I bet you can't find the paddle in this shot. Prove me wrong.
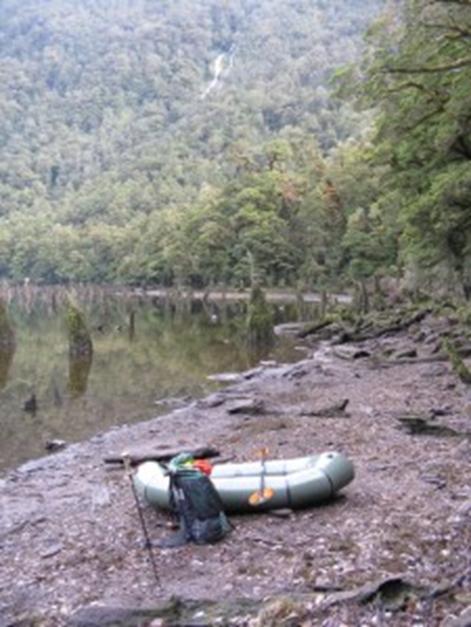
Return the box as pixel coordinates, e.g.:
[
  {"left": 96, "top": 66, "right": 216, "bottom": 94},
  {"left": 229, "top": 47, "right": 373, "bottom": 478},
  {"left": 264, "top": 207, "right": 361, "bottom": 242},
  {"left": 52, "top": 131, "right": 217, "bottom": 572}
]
[{"left": 248, "top": 447, "right": 274, "bottom": 506}]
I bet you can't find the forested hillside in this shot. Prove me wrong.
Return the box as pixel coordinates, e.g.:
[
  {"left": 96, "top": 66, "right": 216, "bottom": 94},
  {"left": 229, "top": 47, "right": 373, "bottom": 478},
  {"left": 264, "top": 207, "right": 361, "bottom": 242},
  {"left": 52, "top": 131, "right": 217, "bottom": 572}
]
[
  {"left": 351, "top": 0, "right": 471, "bottom": 299},
  {"left": 0, "top": 0, "right": 385, "bottom": 285},
  {"left": 2, "top": 0, "right": 468, "bottom": 295}
]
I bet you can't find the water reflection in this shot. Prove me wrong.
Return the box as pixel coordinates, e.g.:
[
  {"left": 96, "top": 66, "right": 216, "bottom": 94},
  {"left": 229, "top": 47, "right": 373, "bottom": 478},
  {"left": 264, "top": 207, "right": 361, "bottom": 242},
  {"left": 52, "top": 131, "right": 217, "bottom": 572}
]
[
  {"left": 128, "top": 310, "right": 136, "bottom": 341},
  {"left": 68, "top": 354, "right": 93, "bottom": 398},
  {"left": 0, "top": 287, "right": 311, "bottom": 473},
  {"left": 0, "top": 298, "right": 16, "bottom": 390},
  {"left": 0, "top": 346, "right": 14, "bottom": 390}
]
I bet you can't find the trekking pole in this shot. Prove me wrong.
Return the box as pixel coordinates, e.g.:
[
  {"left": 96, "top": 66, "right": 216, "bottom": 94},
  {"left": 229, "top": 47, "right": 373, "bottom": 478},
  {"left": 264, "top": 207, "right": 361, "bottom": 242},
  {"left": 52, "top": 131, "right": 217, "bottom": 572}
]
[{"left": 122, "top": 452, "right": 161, "bottom": 588}]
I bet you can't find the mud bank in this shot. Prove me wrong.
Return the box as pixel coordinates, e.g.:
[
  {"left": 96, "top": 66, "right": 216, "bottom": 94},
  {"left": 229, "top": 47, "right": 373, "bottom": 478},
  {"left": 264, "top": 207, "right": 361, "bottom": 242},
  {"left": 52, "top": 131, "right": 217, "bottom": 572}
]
[{"left": 1, "top": 317, "right": 470, "bottom": 626}]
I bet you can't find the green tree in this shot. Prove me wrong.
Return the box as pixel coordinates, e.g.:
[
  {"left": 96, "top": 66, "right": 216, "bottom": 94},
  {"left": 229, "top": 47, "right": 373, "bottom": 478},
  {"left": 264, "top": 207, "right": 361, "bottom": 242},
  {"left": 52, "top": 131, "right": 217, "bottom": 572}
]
[{"left": 356, "top": 0, "right": 471, "bottom": 296}]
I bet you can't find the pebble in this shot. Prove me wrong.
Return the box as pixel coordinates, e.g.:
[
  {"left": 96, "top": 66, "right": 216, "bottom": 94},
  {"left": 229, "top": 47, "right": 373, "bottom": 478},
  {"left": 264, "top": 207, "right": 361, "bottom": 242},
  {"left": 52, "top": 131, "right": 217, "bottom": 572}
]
[
  {"left": 268, "top": 508, "right": 293, "bottom": 519},
  {"left": 41, "top": 542, "right": 63, "bottom": 559}
]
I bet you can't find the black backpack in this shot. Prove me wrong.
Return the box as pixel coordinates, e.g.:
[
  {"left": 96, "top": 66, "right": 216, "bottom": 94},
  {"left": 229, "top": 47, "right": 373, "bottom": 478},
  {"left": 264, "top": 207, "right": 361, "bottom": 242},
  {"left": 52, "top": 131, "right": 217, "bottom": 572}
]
[{"left": 163, "top": 468, "right": 232, "bottom": 547}]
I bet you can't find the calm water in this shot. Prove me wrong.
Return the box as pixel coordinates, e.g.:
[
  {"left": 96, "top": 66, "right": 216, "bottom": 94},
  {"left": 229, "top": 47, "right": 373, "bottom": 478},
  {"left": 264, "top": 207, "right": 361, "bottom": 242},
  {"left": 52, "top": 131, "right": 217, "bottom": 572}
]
[{"left": 0, "top": 288, "right": 308, "bottom": 473}]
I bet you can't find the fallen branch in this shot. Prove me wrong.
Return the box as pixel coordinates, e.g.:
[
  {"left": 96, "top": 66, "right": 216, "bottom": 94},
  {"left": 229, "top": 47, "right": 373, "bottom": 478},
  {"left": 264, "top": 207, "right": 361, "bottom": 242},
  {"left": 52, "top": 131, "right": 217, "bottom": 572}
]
[
  {"left": 397, "top": 416, "right": 466, "bottom": 438},
  {"left": 323, "top": 575, "right": 421, "bottom": 611},
  {"left": 322, "top": 572, "right": 467, "bottom": 612},
  {"left": 103, "top": 446, "right": 220, "bottom": 466}
]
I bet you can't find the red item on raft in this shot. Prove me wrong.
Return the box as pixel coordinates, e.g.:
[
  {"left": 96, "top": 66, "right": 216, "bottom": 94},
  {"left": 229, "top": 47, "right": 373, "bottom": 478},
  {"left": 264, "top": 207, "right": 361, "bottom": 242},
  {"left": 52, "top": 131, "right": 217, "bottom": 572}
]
[{"left": 193, "top": 459, "right": 213, "bottom": 476}]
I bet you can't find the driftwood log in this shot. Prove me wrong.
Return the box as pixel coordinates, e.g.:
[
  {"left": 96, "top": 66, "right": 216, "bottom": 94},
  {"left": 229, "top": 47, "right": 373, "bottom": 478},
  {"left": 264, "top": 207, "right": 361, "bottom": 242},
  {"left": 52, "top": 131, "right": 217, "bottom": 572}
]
[
  {"left": 396, "top": 416, "right": 466, "bottom": 438},
  {"left": 104, "top": 445, "right": 220, "bottom": 466}
]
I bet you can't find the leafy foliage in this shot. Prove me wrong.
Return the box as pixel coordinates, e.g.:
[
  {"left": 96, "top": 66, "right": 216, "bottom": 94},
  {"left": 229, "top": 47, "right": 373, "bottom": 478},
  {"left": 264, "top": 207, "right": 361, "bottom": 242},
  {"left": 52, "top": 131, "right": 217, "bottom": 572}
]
[
  {"left": 0, "top": 0, "right": 384, "bottom": 286},
  {"left": 351, "top": 0, "right": 471, "bottom": 296}
]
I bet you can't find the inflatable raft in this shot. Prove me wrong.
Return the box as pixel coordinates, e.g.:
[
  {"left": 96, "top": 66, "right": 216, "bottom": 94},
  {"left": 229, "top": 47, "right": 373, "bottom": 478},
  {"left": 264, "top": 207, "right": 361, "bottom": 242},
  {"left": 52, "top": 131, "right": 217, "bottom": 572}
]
[{"left": 134, "top": 451, "right": 354, "bottom": 513}]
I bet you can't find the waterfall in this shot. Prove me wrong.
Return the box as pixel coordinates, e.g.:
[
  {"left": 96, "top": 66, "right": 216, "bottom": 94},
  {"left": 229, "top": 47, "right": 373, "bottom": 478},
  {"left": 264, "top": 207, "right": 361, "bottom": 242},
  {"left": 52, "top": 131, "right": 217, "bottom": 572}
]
[{"left": 201, "top": 47, "right": 236, "bottom": 100}]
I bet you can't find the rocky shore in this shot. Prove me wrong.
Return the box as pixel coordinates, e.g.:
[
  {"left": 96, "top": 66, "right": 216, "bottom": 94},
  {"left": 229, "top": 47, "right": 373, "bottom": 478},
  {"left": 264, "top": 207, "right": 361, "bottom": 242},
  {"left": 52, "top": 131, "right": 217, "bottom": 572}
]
[{"left": 1, "top": 310, "right": 470, "bottom": 626}]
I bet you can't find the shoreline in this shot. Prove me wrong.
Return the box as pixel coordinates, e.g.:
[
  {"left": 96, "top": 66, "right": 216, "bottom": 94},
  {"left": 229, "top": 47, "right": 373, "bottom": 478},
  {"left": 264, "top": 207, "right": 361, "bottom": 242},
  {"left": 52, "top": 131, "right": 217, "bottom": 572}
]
[
  {"left": 0, "top": 281, "right": 352, "bottom": 305},
  {"left": 137, "top": 287, "right": 353, "bottom": 305},
  {"left": 1, "top": 316, "right": 470, "bottom": 626}
]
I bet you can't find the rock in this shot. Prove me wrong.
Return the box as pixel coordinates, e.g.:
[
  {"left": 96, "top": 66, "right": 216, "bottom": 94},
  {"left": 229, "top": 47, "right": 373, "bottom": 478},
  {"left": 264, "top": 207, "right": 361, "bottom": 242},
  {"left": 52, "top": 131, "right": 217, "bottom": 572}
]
[
  {"left": 243, "top": 366, "right": 266, "bottom": 380},
  {"left": 420, "top": 474, "right": 447, "bottom": 489},
  {"left": 198, "top": 392, "right": 227, "bottom": 408},
  {"left": 394, "top": 348, "right": 418, "bottom": 360},
  {"left": 154, "top": 396, "right": 191, "bottom": 409},
  {"left": 430, "top": 406, "right": 453, "bottom": 417},
  {"left": 207, "top": 372, "right": 244, "bottom": 384},
  {"left": 226, "top": 399, "right": 265, "bottom": 415},
  {"left": 41, "top": 542, "right": 63, "bottom": 559},
  {"left": 422, "top": 364, "right": 449, "bottom": 378},
  {"left": 23, "top": 393, "right": 37, "bottom": 413},
  {"left": 397, "top": 416, "right": 463, "bottom": 437},
  {"left": 413, "top": 330, "right": 427, "bottom": 343},
  {"left": 45, "top": 439, "right": 67, "bottom": 453},
  {"left": 300, "top": 399, "right": 350, "bottom": 418},
  {"left": 17, "top": 456, "right": 59, "bottom": 475},
  {"left": 333, "top": 347, "right": 371, "bottom": 360},
  {"left": 353, "top": 350, "right": 371, "bottom": 359},
  {"left": 268, "top": 508, "right": 293, "bottom": 519},
  {"left": 282, "top": 360, "right": 312, "bottom": 380},
  {"left": 443, "top": 606, "right": 471, "bottom": 627},
  {"left": 274, "top": 322, "right": 308, "bottom": 337}
]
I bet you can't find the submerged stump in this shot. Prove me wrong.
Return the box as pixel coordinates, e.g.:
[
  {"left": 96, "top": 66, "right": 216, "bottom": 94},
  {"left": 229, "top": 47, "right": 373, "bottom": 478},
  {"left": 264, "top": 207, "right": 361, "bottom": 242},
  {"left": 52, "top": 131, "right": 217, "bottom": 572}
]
[
  {"left": 0, "top": 299, "right": 15, "bottom": 389},
  {"left": 0, "top": 299, "right": 15, "bottom": 350},
  {"left": 66, "top": 301, "right": 93, "bottom": 359},
  {"left": 0, "top": 345, "right": 14, "bottom": 390},
  {"left": 68, "top": 354, "right": 93, "bottom": 398},
  {"left": 246, "top": 286, "right": 274, "bottom": 347}
]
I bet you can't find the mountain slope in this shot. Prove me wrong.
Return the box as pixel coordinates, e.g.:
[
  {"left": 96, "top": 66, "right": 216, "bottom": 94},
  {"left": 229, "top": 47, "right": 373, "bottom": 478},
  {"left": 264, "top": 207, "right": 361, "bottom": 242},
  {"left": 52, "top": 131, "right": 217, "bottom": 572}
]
[{"left": 0, "top": 0, "right": 385, "bottom": 283}]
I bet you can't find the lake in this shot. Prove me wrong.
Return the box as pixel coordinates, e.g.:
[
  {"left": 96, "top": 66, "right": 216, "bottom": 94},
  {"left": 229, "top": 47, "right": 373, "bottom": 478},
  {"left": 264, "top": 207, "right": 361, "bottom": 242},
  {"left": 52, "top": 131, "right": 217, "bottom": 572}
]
[{"left": 0, "top": 286, "right": 311, "bottom": 473}]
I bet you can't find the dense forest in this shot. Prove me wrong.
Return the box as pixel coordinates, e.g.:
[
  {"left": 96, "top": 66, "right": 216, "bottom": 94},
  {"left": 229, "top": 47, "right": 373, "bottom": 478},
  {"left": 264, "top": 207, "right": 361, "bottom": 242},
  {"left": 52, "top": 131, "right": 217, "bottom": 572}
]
[{"left": 0, "top": 0, "right": 470, "bottom": 297}]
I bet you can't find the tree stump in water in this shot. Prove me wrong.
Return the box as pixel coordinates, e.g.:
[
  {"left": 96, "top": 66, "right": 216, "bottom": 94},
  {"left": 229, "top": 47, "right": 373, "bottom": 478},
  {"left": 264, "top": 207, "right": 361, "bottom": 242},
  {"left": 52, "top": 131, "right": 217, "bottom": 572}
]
[
  {"left": 0, "top": 299, "right": 15, "bottom": 390},
  {"left": 246, "top": 286, "right": 274, "bottom": 347},
  {"left": 66, "top": 301, "right": 93, "bottom": 358},
  {"left": 0, "top": 299, "right": 15, "bottom": 350}
]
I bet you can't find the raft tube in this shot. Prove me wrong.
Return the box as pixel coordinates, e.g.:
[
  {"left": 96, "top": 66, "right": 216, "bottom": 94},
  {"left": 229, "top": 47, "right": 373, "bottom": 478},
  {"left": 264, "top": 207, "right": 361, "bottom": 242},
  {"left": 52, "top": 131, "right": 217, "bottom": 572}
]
[{"left": 134, "top": 451, "right": 354, "bottom": 513}]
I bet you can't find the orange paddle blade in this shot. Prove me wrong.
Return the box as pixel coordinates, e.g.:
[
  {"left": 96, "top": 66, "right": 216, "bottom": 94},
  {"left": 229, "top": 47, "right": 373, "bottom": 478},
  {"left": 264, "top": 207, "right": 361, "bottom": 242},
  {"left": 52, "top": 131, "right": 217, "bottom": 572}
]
[{"left": 248, "top": 487, "right": 274, "bottom": 506}]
